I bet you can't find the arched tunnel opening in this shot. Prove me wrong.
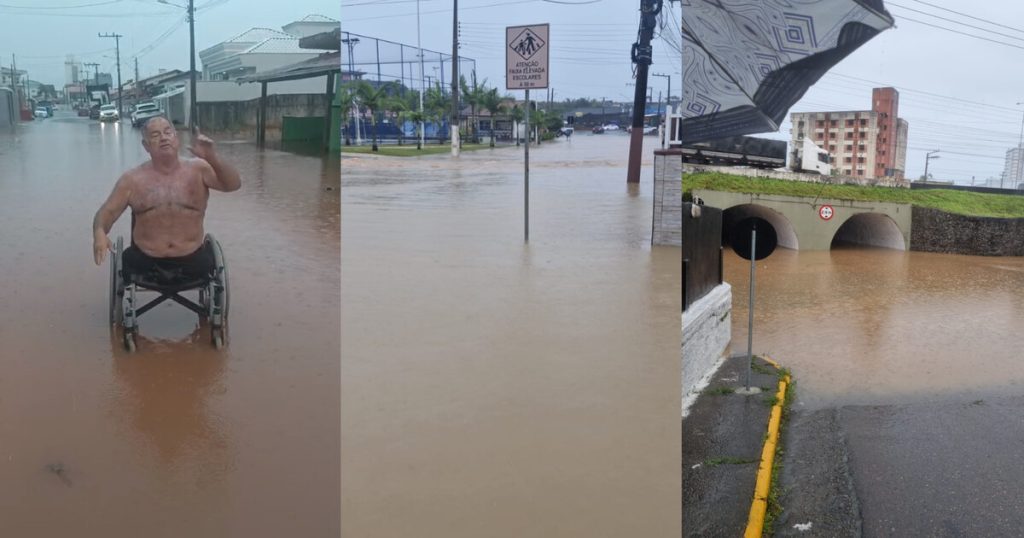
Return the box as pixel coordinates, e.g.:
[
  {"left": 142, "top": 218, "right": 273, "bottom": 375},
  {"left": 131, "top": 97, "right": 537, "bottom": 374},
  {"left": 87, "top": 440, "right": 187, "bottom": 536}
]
[
  {"left": 831, "top": 213, "right": 906, "bottom": 250},
  {"left": 722, "top": 204, "right": 799, "bottom": 250}
]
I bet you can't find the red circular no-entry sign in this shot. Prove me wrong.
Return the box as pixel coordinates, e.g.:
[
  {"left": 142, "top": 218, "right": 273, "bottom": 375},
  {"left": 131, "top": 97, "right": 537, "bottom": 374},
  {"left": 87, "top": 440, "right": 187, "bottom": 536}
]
[{"left": 819, "top": 205, "right": 834, "bottom": 220}]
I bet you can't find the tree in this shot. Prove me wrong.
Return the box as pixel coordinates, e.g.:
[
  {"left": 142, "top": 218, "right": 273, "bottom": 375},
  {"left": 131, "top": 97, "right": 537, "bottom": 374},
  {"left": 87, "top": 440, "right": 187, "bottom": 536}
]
[
  {"left": 338, "top": 83, "right": 356, "bottom": 146},
  {"left": 460, "top": 73, "right": 491, "bottom": 144},
  {"left": 425, "top": 82, "right": 449, "bottom": 145},
  {"left": 479, "top": 88, "right": 506, "bottom": 148},
  {"left": 510, "top": 105, "right": 524, "bottom": 147},
  {"left": 401, "top": 108, "right": 428, "bottom": 150},
  {"left": 352, "top": 80, "right": 401, "bottom": 152}
]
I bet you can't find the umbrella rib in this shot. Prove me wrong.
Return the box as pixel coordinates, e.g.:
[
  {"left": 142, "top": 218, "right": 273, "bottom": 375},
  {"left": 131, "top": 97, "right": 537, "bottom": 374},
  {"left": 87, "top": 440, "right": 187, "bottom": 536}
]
[{"left": 682, "top": 25, "right": 762, "bottom": 117}]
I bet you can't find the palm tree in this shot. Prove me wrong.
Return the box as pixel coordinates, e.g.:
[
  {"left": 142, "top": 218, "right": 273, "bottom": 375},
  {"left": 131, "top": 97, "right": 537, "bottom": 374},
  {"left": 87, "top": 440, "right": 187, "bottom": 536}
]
[
  {"left": 460, "top": 74, "right": 491, "bottom": 144},
  {"left": 479, "top": 88, "right": 506, "bottom": 148},
  {"left": 510, "top": 105, "right": 524, "bottom": 147},
  {"left": 338, "top": 84, "right": 356, "bottom": 146},
  {"left": 401, "top": 109, "right": 428, "bottom": 150},
  {"left": 425, "top": 83, "right": 449, "bottom": 145},
  {"left": 353, "top": 80, "right": 400, "bottom": 152}
]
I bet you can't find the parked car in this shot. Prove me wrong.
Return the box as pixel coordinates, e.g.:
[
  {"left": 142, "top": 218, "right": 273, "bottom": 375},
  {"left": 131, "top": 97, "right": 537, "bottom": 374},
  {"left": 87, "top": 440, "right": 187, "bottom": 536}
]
[
  {"left": 131, "top": 102, "right": 164, "bottom": 127},
  {"left": 89, "top": 105, "right": 101, "bottom": 119},
  {"left": 98, "top": 104, "right": 119, "bottom": 122},
  {"left": 34, "top": 107, "right": 49, "bottom": 118},
  {"left": 77, "top": 107, "right": 90, "bottom": 117}
]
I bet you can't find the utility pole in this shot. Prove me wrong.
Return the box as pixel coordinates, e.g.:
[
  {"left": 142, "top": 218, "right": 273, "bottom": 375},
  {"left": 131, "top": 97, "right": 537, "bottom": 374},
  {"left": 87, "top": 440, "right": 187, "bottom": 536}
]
[
  {"left": 134, "top": 57, "right": 140, "bottom": 99},
  {"left": 626, "top": 0, "right": 663, "bottom": 184},
  {"left": 450, "top": 0, "right": 460, "bottom": 156},
  {"left": 417, "top": 0, "right": 425, "bottom": 149},
  {"left": 188, "top": 0, "right": 197, "bottom": 134},
  {"left": 11, "top": 54, "right": 20, "bottom": 118},
  {"left": 98, "top": 32, "right": 124, "bottom": 119},
  {"left": 84, "top": 62, "right": 100, "bottom": 86},
  {"left": 924, "top": 150, "right": 940, "bottom": 182}
]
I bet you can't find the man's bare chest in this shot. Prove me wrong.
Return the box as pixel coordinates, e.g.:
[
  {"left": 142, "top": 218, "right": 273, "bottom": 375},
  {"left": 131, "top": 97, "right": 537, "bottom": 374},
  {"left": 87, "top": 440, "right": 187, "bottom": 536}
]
[{"left": 131, "top": 168, "right": 208, "bottom": 215}]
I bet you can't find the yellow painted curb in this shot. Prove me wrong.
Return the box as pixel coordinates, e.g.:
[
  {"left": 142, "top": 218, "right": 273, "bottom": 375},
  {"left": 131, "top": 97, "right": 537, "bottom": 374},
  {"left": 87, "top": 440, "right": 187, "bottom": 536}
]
[{"left": 743, "top": 362, "right": 790, "bottom": 538}]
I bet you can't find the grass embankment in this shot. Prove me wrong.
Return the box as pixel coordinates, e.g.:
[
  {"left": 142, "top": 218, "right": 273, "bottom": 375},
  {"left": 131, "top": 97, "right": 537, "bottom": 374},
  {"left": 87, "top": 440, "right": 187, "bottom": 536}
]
[
  {"left": 341, "top": 143, "right": 505, "bottom": 156},
  {"left": 684, "top": 171, "right": 1024, "bottom": 218}
]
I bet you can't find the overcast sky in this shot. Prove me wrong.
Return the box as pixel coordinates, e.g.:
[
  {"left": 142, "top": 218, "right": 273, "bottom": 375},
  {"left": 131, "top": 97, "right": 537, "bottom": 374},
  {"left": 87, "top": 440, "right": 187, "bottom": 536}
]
[
  {"left": 341, "top": 0, "right": 682, "bottom": 105},
  {"left": 749, "top": 1, "right": 1024, "bottom": 185},
  {"left": 0, "top": 0, "right": 336, "bottom": 87}
]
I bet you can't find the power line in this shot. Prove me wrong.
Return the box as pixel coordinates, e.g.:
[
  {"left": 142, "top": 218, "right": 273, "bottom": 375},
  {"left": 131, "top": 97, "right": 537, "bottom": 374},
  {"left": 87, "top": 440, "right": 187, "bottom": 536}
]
[
  {"left": 888, "top": 3, "right": 1024, "bottom": 44},
  {"left": 908, "top": 0, "right": 1024, "bottom": 36},
  {"left": 0, "top": 0, "right": 121, "bottom": 8},
  {"left": 896, "top": 14, "right": 1024, "bottom": 52}
]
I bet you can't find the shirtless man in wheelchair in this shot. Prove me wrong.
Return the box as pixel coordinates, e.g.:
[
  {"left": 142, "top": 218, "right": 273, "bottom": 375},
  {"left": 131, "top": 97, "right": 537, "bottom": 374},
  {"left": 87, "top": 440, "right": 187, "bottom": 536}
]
[{"left": 92, "top": 117, "right": 241, "bottom": 349}]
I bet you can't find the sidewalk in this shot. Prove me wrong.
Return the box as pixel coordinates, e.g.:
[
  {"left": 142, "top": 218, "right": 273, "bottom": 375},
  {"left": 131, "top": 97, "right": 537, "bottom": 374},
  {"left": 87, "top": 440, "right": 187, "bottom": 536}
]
[{"left": 683, "top": 354, "right": 786, "bottom": 537}]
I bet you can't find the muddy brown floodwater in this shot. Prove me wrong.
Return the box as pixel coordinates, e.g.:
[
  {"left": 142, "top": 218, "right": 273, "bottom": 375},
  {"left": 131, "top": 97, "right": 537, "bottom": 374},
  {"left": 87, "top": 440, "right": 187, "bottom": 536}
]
[
  {"left": 341, "top": 134, "right": 681, "bottom": 537},
  {"left": 725, "top": 246, "right": 1024, "bottom": 409},
  {"left": 0, "top": 114, "right": 339, "bottom": 537}
]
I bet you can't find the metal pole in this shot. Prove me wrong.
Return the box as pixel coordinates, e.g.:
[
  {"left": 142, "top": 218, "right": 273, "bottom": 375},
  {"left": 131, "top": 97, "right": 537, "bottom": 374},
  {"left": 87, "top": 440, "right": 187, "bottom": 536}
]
[
  {"left": 746, "top": 226, "right": 756, "bottom": 391},
  {"left": 417, "top": 0, "right": 425, "bottom": 148},
  {"left": 450, "top": 0, "right": 460, "bottom": 156},
  {"left": 188, "top": 0, "right": 197, "bottom": 134},
  {"left": 524, "top": 89, "right": 530, "bottom": 242}
]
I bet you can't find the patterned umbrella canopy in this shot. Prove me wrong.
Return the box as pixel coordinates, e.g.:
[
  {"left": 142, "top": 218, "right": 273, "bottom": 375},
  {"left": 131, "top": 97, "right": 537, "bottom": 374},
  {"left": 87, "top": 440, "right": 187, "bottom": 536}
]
[{"left": 680, "top": 0, "right": 894, "bottom": 144}]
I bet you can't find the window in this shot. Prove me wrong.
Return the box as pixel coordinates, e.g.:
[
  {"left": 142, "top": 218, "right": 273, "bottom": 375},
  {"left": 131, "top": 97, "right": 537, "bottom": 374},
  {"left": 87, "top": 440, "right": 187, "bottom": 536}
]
[
  {"left": 830, "top": 120, "right": 837, "bottom": 127},
  {"left": 845, "top": 157, "right": 853, "bottom": 163},
  {"left": 817, "top": 120, "right": 824, "bottom": 128},
  {"left": 858, "top": 157, "right": 865, "bottom": 163},
  {"left": 860, "top": 119, "right": 867, "bottom": 127},
  {"left": 857, "top": 170, "right": 864, "bottom": 176},
  {"left": 798, "top": 121, "right": 805, "bottom": 128},
  {"left": 860, "top": 132, "right": 866, "bottom": 138},
  {"left": 846, "top": 119, "right": 854, "bottom": 127},
  {"left": 859, "top": 145, "right": 866, "bottom": 151},
  {"left": 845, "top": 132, "right": 853, "bottom": 139},
  {"left": 829, "top": 145, "right": 836, "bottom": 151},
  {"left": 845, "top": 169, "right": 852, "bottom": 175}
]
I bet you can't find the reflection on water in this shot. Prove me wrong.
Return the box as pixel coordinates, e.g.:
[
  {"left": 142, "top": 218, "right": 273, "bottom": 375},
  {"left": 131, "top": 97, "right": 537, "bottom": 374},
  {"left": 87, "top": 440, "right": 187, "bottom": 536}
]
[
  {"left": 0, "top": 115, "right": 338, "bottom": 536},
  {"left": 726, "top": 247, "right": 1024, "bottom": 408},
  {"left": 342, "top": 136, "right": 681, "bottom": 537}
]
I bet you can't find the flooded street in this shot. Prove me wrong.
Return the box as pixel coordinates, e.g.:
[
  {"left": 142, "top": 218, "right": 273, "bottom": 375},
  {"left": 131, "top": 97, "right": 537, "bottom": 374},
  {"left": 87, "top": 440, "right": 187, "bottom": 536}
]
[
  {"left": 725, "top": 247, "right": 1024, "bottom": 408},
  {"left": 341, "top": 135, "right": 681, "bottom": 537},
  {"left": 0, "top": 113, "right": 339, "bottom": 536}
]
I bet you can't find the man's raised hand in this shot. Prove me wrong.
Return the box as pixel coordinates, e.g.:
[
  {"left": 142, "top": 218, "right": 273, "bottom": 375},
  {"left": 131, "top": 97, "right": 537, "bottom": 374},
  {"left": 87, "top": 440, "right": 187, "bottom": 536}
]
[{"left": 187, "top": 133, "right": 216, "bottom": 161}]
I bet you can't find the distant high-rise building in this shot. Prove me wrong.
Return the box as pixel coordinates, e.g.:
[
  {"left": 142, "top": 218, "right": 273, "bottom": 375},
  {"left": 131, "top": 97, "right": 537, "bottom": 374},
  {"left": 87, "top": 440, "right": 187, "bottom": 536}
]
[
  {"left": 1000, "top": 146, "right": 1024, "bottom": 189},
  {"left": 65, "top": 55, "right": 79, "bottom": 85},
  {"left": 790, "top": 87, "right": 909, "bottom": 180}
]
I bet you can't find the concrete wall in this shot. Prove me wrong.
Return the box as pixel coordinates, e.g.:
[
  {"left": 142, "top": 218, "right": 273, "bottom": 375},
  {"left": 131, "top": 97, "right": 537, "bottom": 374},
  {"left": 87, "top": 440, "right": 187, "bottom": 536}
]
[
  {"left": 196, "top": 78, "right": 328, "bottom": 102},
  {"left": 197, "top": 93, "right": 328, "bottom": 140},
  {"left": 684, "top": 163, "right": 909, "bottom": 189},
  {"left": 911, "top": 207, "right": 1024, "bottom": 256},
  {"left": 653, "top": 151, "right": 682, "bottom": 246},
  {"left": 695, "top": 189, "right": 913, "bottom": 251},
  {"left": 682, "top": 283, "right": 731, "bottom": 417},
  {"left": 0, "top": 88, "right": 14, "bottom": 127}
]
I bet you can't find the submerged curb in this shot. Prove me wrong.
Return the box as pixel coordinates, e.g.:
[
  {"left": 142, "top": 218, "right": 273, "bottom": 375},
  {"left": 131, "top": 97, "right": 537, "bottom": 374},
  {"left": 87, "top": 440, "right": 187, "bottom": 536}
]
[{"left": 744, "top": 356, "right": 790, "bottom": 538}]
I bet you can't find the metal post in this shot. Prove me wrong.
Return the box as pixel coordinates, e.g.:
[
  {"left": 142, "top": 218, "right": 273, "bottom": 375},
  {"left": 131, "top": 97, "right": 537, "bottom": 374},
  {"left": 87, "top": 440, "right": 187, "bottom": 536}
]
[
  {"left": 746, "top": 226, "right": 756, "bottom": 391},
  {"left": 417, "top": 0, "right": 425, "bottom": 149},
  {"left": 524, "top": 89, "right": 530, "bottom": 242},
  {"left": 188, "top": 0, "right": 197, "bottom": 134},
  {"left": 450, "top": 0, "right": 460, "bottom": 156},
  {"left": 258, "top": 81, "right": 267, "bottom": 148}
]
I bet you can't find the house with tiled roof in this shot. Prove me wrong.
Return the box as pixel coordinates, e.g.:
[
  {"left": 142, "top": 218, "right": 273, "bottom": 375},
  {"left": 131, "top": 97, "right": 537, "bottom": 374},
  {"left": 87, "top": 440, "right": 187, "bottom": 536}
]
[{"left": 199, "top": 15, "right": 339, "bottom": 81}]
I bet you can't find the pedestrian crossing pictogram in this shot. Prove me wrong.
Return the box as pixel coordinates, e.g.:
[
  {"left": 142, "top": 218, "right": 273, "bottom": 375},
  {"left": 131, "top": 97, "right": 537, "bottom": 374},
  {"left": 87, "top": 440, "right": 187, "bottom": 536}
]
[{"left": 509, "top": 28, "right": 546, "bottom": 61}]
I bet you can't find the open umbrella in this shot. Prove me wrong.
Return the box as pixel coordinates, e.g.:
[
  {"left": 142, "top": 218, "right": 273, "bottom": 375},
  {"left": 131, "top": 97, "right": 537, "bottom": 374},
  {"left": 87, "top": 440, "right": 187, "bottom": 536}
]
[{"left": 680, "top": 0, "right": 895, "bottom": 144}]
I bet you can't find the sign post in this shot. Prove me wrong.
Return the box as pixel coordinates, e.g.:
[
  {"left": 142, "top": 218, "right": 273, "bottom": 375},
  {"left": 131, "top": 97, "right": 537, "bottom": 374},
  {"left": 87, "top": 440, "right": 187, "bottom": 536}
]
[
  {"left": 731, "top": 217, "right": 778, "bottom": 392},
  {"left": 507, "top": 23, "right": 549, "bottom": 243}
]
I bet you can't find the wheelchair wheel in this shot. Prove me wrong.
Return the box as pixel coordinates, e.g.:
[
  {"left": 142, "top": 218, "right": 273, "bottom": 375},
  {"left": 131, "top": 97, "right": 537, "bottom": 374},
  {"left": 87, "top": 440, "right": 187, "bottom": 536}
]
[
  {"left": 208, "top": 235, "right": 229, "bottom": 348},
  {"left": 108, "top": 236, "right": 124, "bottom": 324}
]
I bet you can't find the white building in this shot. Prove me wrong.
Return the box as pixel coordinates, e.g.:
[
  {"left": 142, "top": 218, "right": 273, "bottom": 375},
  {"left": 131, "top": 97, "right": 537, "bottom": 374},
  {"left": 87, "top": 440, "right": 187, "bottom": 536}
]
[
  {"left": 1000, "top": 146, "right": 1024, "bottom": 189},
  {"left": 199, "top": 14, "right": 339, "bottom": 81}
]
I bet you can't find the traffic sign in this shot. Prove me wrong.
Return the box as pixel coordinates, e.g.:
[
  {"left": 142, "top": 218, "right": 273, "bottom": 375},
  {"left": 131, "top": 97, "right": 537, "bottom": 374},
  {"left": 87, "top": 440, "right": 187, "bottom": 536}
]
[
  {"left": 819, "top": 204, "right": 834, "bottom": 220},
  {"left": 731, "top": 217, "right": 777, "bottom": 261},
  {"left": 506, "top": 24, "right": 549, "bottom": 89}
]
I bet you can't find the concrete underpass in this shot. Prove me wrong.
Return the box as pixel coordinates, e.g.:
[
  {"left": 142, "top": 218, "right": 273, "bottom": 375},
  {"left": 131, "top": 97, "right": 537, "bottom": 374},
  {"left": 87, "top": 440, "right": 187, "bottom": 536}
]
[{"left": 695, "top": 189, "right": 911, "bottom": 251}]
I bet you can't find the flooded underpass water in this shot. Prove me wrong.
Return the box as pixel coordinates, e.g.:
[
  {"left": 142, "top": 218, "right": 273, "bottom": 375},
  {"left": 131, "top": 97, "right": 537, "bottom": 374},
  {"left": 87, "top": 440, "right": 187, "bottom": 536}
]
[
  {"left": 0, "top": 114, "right": 339, "bottom": 536},
  {"left": 725, "top": 246, "right": 1024, "bottom": 409},
  {"left": 341, "top": 135, "right": 681, "bottom": 537}
]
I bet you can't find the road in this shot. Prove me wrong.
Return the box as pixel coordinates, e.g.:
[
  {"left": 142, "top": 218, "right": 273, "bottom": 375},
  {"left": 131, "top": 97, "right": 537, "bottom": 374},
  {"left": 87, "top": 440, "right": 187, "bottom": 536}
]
[{"left": 0, "top": 112, "right": 339, "bottom": 537}]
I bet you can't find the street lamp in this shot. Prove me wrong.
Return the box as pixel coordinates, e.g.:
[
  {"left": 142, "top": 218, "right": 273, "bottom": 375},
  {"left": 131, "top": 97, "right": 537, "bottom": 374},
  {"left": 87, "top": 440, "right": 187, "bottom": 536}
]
[
  {"left": 158, "top": 0, "right": 197, "bottom": 134},
  {"left": 342, "top": 35, "right": 362, "bottom": 144},
  {"left": 923, "top": 149, "right": 940, "bottom": 182}
]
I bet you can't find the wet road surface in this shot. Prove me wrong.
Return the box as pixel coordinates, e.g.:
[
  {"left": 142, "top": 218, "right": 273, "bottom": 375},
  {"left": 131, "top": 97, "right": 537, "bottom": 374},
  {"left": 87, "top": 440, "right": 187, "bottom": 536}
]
[
  {"left": 721, "top": 246, "right": 1024, "bottom": 535},
  {"left": 0, "top": 113, "right": 339, "bottom": 536},
  {"left": 341, "top": 134, "right": 681, "bottom": 537}
]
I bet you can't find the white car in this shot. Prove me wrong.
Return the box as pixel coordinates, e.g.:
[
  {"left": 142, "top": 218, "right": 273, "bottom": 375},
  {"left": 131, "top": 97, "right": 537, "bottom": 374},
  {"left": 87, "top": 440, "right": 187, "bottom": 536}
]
[
  {"left": 602, "top": 123, "right": 620, "bottom": 131},
  {"left": 34, "top": 107, "right": 48, "bottom": 118},
  {"left": 131, "top": 102, "right": 163, "bottom": 127},
  {"left": 98, "top": 104, "right": 119, "bottom": 122}
]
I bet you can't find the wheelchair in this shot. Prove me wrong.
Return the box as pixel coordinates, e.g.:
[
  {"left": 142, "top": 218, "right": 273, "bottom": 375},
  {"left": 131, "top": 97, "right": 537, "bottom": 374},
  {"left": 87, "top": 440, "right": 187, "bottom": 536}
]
[{"left": 109, "top": 234, "right": 229, "bottom": 352}]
